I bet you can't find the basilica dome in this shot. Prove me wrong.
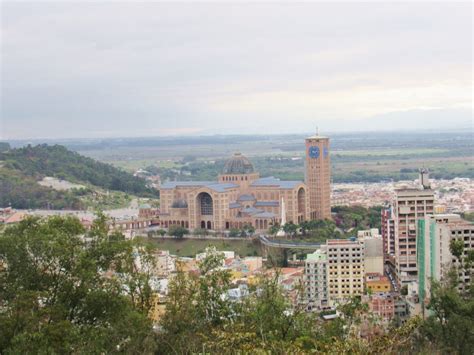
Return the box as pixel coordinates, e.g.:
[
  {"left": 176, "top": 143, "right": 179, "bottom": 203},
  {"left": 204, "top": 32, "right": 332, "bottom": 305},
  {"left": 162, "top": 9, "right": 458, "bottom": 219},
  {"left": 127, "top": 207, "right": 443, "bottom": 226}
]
[{"left": 223, "top": 152, "right": 254, "bottom": 174}]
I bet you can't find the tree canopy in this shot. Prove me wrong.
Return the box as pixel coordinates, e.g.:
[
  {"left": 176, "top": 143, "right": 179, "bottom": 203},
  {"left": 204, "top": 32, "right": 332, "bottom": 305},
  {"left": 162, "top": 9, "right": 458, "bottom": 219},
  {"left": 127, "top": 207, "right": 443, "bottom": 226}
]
[
  {"left": 0, "top": 214, "right": 157, "bottom": 353},
  {"left": 0, "top": 144, "right": 158, "bottom": 209}
]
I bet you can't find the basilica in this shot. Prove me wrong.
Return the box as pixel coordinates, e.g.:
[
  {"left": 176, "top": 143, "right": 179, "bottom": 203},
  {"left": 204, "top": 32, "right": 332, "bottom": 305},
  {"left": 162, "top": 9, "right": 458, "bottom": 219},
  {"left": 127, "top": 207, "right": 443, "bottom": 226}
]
[{"left": 157, "top": 134, "right": 331, "bottom": 232}]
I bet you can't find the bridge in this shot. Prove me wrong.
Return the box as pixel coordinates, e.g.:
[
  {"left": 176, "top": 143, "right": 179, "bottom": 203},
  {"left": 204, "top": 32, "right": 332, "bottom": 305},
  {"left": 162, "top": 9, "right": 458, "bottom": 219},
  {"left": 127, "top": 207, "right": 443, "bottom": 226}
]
[{"left": 258, "top": 235, "right": 322, "bottom": 250}]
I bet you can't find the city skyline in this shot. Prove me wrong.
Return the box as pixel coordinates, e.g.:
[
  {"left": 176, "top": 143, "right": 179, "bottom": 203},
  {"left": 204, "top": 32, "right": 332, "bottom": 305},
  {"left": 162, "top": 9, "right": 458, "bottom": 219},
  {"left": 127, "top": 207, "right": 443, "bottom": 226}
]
[{"left": 1, "top": 2, "right": 472, "bottom": 140}]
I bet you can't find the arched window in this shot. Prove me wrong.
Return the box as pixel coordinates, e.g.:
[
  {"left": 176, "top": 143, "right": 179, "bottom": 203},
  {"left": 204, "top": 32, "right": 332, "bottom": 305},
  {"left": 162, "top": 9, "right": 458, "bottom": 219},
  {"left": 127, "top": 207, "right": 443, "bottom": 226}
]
[
  {"left": 198, "top": 192, "right": 213, "bottom": 215},
  {"left": 298, "top": 187, "right": 306, "bottom": 214}
]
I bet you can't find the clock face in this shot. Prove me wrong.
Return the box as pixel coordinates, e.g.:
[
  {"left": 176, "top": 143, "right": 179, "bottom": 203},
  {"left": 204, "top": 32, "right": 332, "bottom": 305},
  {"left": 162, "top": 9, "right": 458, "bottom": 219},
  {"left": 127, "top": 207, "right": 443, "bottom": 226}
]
[
  {"left": 309, "top": 146, "right": 320, "bottom": 159},
  {"left": 323, "top": 147, "right": 329, "bottom": 157}
]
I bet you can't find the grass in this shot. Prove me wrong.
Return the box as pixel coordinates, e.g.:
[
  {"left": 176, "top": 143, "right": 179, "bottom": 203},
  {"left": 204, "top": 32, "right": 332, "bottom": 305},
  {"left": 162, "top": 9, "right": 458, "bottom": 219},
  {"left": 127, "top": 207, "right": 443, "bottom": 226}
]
[
  {"left": 142, "top": 237, "right": 261, "bottom": 258},
  {"left": 80, "top": 191, "right": 132, "bottom": 210}
]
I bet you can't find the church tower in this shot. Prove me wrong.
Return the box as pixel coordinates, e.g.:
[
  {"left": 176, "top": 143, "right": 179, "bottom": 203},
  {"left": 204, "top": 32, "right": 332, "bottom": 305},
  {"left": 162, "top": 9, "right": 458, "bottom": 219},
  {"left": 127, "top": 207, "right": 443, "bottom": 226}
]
[{"left": 305, "top": 131, "right": 331, "bottom": 220}]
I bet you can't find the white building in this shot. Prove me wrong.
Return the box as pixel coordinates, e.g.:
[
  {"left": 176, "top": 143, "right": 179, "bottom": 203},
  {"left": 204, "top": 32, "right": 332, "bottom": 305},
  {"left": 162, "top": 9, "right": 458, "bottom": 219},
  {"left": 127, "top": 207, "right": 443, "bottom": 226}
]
[{"left": 304, "top": 249, "right": 328, "bottom": 310}]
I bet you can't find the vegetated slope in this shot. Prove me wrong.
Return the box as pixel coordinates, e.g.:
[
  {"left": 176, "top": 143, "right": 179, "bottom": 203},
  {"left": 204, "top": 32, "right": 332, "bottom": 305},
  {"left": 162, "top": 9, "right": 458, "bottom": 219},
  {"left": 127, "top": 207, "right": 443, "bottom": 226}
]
[
  {"left": 0, "top": 168, "right": 84, "bottom": 209},
  {"left": 0, "top": 144, "right": 158, "bottom": 209}
]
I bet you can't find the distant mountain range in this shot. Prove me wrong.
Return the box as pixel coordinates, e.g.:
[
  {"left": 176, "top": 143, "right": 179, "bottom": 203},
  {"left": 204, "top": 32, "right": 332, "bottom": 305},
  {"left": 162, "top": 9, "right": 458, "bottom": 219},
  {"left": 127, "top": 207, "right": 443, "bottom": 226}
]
[{"left": 0, "top": 144, "right": 158, "bottom": 209}]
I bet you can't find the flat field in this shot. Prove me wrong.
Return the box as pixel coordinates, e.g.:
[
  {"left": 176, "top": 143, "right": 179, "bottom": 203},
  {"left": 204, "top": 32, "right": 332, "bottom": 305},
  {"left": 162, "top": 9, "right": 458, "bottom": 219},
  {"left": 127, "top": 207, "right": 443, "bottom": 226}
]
[
  {"left": 11, "top": 131, "right": 472, "bottom": 183},
  {"left": 142, "top": 237, "right": 261, "bottom": 258}
]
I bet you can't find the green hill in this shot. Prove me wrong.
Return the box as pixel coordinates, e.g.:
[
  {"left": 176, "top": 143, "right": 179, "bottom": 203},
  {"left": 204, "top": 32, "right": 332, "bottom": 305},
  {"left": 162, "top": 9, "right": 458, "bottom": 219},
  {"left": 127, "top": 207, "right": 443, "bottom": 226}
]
[{"left": 0, "top": 144, "right": 158, "bottom": 209}]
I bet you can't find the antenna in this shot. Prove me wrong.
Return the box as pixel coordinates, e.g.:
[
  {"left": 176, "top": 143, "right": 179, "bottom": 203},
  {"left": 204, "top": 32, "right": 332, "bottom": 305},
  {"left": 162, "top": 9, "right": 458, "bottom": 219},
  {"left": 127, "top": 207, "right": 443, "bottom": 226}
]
[{"left": 316, "top": 126, "right": 319, "bottom": 136}]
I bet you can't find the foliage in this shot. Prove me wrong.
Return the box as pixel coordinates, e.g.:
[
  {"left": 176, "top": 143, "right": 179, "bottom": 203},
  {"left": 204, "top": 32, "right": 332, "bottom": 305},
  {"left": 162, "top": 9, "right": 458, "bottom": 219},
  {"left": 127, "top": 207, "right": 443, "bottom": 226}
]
[
  {"left": 167, "top": 225, "right": 189, "bottom": 238},
  {"left": 0, "top": 144, "right": 158, "bottom": 209},
  {"left": 158, "top": 247, "right": 232, "bottom": 353},
  {"left": 241, "top": 224, "right": 256, "bottom": 237},
  {"left": 0, "top": 142, "right": 10, "bottom": 152},
  {"left": 0, "top": 214, "right": 157, "bottom": 353},
  {"left": 156, "top": 228, "right": 166, "bottom": 236},
  {"left": 157, "top": 259, "right": 431, "bottom": 354},
  {"left": 333, "top": 205, "right": 383, "bottom": 232},
  {"left": 450, "top": 239, "right": 465, "bottom": 259},
  {"left": 419, "top": 267, "right": 474, "bottom": 354},
  {"left": 283, "top": 222, "right": 298, "bottom": 237},
  {"left": 0, "top": 168, "right": 84, "bottom": 209},
  {"left": 229, "top": 228, "right": 241, "bottom": 238},
  {"left": 461, "top": 212, "right": 474, "bottom": 222},
  {"left": 268, "top": 222, "right": 280, "bottom": 236}
]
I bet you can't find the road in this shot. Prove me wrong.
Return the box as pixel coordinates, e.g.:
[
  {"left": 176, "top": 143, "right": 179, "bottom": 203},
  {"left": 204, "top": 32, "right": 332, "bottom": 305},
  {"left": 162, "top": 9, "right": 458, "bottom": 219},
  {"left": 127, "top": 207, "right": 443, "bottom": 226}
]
[{"left": 259, "top": 235, "right": 321, "bottom": 250}]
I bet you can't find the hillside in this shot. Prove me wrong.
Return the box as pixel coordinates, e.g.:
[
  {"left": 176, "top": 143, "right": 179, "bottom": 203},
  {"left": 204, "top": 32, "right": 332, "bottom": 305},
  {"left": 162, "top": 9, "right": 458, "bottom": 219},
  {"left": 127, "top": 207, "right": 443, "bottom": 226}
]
[{"left": 0, "top": 144, "right": 158, "bottom": 209}]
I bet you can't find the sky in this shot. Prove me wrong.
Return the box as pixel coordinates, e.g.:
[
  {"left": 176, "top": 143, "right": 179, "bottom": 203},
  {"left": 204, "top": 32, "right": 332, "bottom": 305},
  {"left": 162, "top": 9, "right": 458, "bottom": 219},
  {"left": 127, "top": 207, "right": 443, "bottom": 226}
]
[{"left": 1, "top": 1, "right": 472, "bottom": 139}]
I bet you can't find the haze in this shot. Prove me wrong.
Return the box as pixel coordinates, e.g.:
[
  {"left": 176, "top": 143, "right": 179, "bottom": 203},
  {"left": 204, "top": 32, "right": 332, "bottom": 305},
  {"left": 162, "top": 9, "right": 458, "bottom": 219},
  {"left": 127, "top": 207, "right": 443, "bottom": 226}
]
[{"left": 1, "top": 1, "right": 472, "bottom": 139}]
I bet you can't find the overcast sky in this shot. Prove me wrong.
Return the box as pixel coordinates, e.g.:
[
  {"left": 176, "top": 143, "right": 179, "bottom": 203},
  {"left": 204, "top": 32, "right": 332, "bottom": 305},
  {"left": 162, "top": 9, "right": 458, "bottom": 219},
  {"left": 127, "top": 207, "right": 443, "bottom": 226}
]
[{"left": 1, "top": 1, "right": 472, "bottom": 139}]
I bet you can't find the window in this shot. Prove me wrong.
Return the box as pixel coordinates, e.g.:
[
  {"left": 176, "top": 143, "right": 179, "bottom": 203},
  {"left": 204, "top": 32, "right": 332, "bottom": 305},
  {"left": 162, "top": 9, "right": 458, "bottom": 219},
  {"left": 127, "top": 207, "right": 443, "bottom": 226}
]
[{"left": 199, "top": 193, "right": 213, "bottom": 215}]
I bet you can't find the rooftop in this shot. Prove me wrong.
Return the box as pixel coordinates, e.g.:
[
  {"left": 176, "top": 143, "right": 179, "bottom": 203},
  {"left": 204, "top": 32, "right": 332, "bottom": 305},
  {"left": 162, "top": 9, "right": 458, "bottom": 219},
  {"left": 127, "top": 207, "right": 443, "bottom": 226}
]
[
  {"left": 160, "top": 181, "right": 238, "bottom": 192},
  {"left": 306, "top": 249, "right": 327, "bottom": 262},
  {"left": 251, "top": 176, "right": 302, "bottom": 189},
  {"left": 222, "top": 152, "right": 254, "bottom": 174}
]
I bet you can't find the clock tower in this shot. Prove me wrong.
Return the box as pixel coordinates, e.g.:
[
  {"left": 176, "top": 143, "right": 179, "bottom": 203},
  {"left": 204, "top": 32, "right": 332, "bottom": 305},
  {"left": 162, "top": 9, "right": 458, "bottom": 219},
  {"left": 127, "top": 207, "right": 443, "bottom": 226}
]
[{"left": 305, "top": 132, "right": 331, "bottom": 220}]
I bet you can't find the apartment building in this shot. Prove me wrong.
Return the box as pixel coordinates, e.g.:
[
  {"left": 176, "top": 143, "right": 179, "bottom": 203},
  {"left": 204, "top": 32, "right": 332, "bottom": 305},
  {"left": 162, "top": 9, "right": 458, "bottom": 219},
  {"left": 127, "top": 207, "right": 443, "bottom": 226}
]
[
  {"left": 381, "top": 205, "right": 396, "bottom": 258},
  {"left": 304, "top": 249, "right": 328, "bottom": 310},
  {"left": 418, "top": 214, "right": 474, "bottom": 304},
  {"left": 394, "top": 170, "right": 434, "bottom": 284},
  {"left": 326, "top": 239, "right": 365, "bottom": 304}
]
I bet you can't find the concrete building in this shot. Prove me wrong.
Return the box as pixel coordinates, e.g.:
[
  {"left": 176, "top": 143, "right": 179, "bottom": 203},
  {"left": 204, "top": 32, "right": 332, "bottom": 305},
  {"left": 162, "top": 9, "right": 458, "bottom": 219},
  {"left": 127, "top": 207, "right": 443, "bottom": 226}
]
[
  {"left": 381, "top": 205, "right": 396, "bottom": 261},
  {"left": 365, "top": 273, "right": 391, "bottom": 293},
  {"left": 157, "top": 134, "right": 331, "bottom": 232},
  {"left": 360, "top": 233, "right": 384, "bottom": 275},
  {"left": 326, "top": 239, "right": 365, "bottom": 304},
  {"left": 305, "top": 133, "right": 331, "bottom": 220},
  {"left": 393, "top": 170, "right": 435, "bottom": 284},
  {"left": 357, "top": 228, "right": 380, "bottom": 239},
  {"left": 417, "top": 214, "right": 474, "bottom": 305},
  {"left": 364, "top": 293, "right": 395, "bottom": 321},
  {"left": 304, "top": 249, "right": 328, "bottom": 310}
]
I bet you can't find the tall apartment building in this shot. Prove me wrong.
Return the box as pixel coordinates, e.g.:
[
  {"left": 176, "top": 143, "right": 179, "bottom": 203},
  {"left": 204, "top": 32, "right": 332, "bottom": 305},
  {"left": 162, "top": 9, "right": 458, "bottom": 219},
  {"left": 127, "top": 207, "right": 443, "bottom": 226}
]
[
  {"left": 304, "top": 249, "right": 328, "bottom": 310},
  {"left": 305, "top": 133, "right": 331, "bottom": 220},
  {"left": 418, "top": 214, "right": 474, "bottom": 305},
  {"left": 326, "top": 239, "right": 365, "bottom": 304},
  {"left": 304, "top": 239, "right": 366, "bottom": 308},
  {"left": 393, "top": 170, "right": 434, "bottom": 284},
  {"left": 381, "top": 205, "right": 396, "bottom": 258}
]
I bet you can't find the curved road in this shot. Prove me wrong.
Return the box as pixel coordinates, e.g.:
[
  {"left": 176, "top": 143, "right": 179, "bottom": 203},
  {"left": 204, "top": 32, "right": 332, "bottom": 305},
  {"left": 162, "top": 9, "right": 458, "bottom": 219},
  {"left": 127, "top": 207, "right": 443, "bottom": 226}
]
[{"left": 258, "top": 235, "right": 321, "bottom": 250}]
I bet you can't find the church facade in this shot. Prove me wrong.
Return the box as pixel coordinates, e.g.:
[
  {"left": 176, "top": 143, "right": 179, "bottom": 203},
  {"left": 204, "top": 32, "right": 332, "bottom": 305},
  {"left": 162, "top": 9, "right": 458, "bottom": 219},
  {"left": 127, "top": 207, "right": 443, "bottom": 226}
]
[{"left": 157, "top": 134, "right": 331, "bottom": 232}]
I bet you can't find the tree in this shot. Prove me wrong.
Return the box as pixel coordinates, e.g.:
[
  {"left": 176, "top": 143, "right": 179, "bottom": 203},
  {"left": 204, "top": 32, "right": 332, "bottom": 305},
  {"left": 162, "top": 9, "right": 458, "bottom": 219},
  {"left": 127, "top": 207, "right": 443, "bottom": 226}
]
[
  {"left": 242, "top": 224, "right": 256, "bottom": 237},
  {"left": 158, "top": 247, "right": 232, "bottom": 354},
  {"left": 168, "top": 225, "right": 188, "bottom": 238},
  {"left": 283, "top": 222, "right": 298, "bottom": 238},
  {"left": 268, "top": 223, "right": 280, "bottom": 236},
  {"left": 0, "top": 215, "right": 157, "bottom": 353},
  {"left": 450, "top": 239, "right": 464, "bottom": 260},
  {"left": 419, "top": 268, "right": 474, "bottom": 354},
  {"left": 229, "top": 228, "right": 240, "bottom": 238}
]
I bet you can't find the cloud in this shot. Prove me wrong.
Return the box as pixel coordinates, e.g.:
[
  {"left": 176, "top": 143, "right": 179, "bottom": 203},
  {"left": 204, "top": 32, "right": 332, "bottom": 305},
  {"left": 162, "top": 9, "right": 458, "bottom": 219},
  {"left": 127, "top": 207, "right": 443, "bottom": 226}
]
[{"left": 1, "top": 2, "right": 472, "bottom": 139}]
